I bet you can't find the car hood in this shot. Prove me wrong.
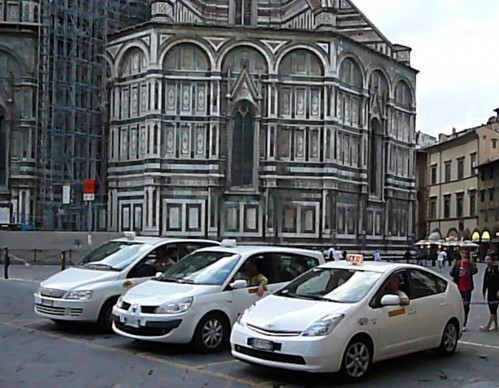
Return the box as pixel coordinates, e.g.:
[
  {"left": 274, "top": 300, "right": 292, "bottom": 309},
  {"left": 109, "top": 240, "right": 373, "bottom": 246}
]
[
  {"left": 245, "top": 295, "right": 353, "bottom": 332},
  {"left": 40, "top": 267, "right": 119, "bottom": 291},
  {"left": 122, "top": 280, "right": 219, "bottom": 305}
]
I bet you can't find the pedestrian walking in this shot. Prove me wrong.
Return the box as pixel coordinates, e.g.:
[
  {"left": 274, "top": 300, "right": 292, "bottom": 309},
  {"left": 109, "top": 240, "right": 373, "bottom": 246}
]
[
  {"left": 404, "top": 249, "right": 413, "bottom": 264},
  {"left": 480, "top": 255, "right": 499, "bottom": 332},
  {"left": 326, "top": 246, "right": 335, "bottom": 262},
  {"left": 373, "top": 249, "right": 381, "bottom": 262},
  {"left": 437, "top": 249, "right": 447, "bottom": 269},
  {"left": 416, "top": 248, "right": 424, "bottom": 266},
  {"left": 3, "top": 247, "right": 10, "bottom": 279},
  {"left": 450, "top": 248, "right": 478, "bottom": 331}
]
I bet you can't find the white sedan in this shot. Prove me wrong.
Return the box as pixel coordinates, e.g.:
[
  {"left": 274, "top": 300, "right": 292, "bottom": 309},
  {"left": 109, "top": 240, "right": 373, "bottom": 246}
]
[{"left": 231, "top": 259, "right": 464, "bottom": 381}]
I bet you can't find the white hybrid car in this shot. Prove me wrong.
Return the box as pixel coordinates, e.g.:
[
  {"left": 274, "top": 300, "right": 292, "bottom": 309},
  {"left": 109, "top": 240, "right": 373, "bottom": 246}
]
[
  {"left": 112, "top": 242, "right": 325, "bottom": 353},
  {"left": 231, "top": 259, "right": 464, "bottom": 381},
  {"left": 34, "top": 233, "right": 219, "bottom": 331}
]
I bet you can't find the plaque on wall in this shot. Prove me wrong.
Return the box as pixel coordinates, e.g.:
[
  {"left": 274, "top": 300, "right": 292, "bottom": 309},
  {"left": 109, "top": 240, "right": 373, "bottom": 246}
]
[
  {"left": 168, "top": 205, "right": 181, "bottom": 230},
  {"left": 311, "top": 90, "right": 320, "bottom": 117},
  {"left": 310, "top": 129, "right": 319, "bottom": 159},
  {"left": 131, "top": 87, "right": 138, "bottom": 115},
  {"left": 197, "top": 85, "right": 206, "bottom": 111},
  {"left": 167, "top": 85, "right": 176, "bottom": 111},
  {"left": 296, "top": 89, "right": 305, "bottom": 116},
  {"left": 121, "top": 88, "right": 129, "bottom": 118},
  {"left": 141, "top": 85, "right": 148, "bottom": 112},
  {"left": 226, "top": 206, "right": 239, "bottom": 231},
  {"left": 195, "top": 125, "right": 204, "bottom": 156},
  {"left": 187, "top": 205, "right": 200, "bottom": 231},
  {"left": 165, "top": 125, "right": 175, "bottom": 155},
  {"left": 121, "top": 128, "right": 128, "bottom": 159},
  {"left": 281, "top": 88, "right": 291, "bottom": 116},
  {"left": 180, "top": 125, "right": 190, "bottom": 155},
  {"left": 139, "top": 126, "right": 147, "bottom": 156},
  {"left": 130, "top": 128, "right": 138, "bottom": 159},
  {"left": 281, "top": 128, "right": 291, "bottom": 158},
  {"left": 295, "top": 130, "right": 305, "bottom": 159},
  {"left": 182, "top": 85, "right": 190, "bottom": 112}
]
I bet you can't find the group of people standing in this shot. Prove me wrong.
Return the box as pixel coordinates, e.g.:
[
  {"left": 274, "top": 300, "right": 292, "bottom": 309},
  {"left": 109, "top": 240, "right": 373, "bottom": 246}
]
[{"left": 450, "top": 248, "right": 499, "bottom": 332}]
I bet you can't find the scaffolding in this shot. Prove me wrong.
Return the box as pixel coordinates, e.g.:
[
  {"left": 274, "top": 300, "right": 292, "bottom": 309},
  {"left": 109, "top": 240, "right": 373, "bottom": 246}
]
[{"left": 36, "top": 0, "right": 149, "bottom": 230}]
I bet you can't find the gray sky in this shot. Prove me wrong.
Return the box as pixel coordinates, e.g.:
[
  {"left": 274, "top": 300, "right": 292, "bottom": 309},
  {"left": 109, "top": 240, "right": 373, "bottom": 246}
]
[{"left": 354, "top": 0, "right": 499, "bottom": 136}]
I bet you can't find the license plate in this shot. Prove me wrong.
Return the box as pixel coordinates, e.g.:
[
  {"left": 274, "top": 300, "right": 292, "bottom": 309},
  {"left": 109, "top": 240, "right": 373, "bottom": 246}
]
[
  {"left": 41, "top": 299, "right": 53, "bottom": 307},
  {"left": 249, "top": 338, "right": 274, "bottom": 351},
  {"left": 123, "top": 315, "right": 140, "bottom": 328}
]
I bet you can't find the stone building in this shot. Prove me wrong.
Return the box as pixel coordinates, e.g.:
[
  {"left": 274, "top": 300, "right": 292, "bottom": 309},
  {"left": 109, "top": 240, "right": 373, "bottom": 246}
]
[
  {"left": 426, "top": 116, "right": 499, "bottom": 244},
  {"left": 0, "top": 0, "right": 40, "bottom": 226},
  {"left": 105, "top": 0, "right": 418, "bottom": 251}
]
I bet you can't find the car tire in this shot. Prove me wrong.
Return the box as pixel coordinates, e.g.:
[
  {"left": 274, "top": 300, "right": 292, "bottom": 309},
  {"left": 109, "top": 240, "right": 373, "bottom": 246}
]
[
  {"left": 437, "top": 320, "right": 458, "bottom": 356},
  {"left": 339, "top": 336, "right": 373, "bottom": 382},
  {"left": 97, "top": 298, "right": 118, "bottom": 333},
  {"left": 192, "top": 312, "right": 229, "bottom": 354}
]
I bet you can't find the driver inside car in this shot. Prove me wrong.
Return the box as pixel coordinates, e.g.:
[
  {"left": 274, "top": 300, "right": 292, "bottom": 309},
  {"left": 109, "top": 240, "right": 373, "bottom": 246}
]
[
  {"left": 385, "top": 274, "right": 410, "bottom": 306},
  {"left": 236, "top": 258, "right": 268, "bottom": 297}
]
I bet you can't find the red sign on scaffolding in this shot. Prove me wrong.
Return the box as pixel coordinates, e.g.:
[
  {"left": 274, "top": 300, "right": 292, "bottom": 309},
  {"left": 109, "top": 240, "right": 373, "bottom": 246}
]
[{"left": 83, "top": 179, "right": 95, "bottom": 201}]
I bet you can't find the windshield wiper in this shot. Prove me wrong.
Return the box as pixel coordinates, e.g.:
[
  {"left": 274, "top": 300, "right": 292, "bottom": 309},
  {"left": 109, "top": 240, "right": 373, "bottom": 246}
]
[
  {"left": 84, "top": 263, "right": 118, "bottom": 271},
  {"left": 161, "top": 277, "right": 195, "bottom": 284}
]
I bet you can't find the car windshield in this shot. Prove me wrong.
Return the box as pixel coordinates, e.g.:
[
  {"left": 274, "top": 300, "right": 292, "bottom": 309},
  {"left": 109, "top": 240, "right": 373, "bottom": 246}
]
[
  {"left": 158, "top": 251, "right": 240, "bottom": 285},
  {"left": 276, "top": 267, "right": 382, "bottom": 303},
  {"left": 77, "top": 241, "right": 151, "bottom": 271}
]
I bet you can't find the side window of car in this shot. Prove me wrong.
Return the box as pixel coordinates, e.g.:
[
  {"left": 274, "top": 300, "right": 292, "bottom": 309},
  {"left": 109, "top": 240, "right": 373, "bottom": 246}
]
[
  {"left": 128, "top": 244, "right": 178, "bottom": 278},
  {"left": 409, "top": 270, "right": 447, "bottom": 299},
  {"left": 233, "top": 254, "right": 272, "bottom": 287},
  {"left": 370, "top": 270, "right": 409, "bottom": 308},
  {"left": 272, "top": 253, "right": 319, "bottom": 283}
]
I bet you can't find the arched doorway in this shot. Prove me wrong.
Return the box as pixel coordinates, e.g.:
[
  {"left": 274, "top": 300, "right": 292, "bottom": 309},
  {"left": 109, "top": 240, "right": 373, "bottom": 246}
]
[
  {"left": 369, "top": 118, "right": 383, "bottom": 196},
  {"left": 231, "top": 102, "right": 255, "bottom": 188}
]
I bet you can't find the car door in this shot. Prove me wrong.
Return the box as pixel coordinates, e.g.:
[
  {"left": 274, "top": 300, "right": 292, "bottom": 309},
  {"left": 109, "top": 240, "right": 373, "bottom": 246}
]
[
  {"left": 369, "top": 270, "right": 421, "bottom": 359},
  {"left": 228, "top": 253, "right": 273, "bottom": 323},
  {"left": 407, "top": 269, "right": 449, "bottom": 349}
]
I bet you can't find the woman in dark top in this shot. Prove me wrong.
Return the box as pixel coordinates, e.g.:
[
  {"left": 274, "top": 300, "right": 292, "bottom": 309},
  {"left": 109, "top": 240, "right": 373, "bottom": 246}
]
[{"left": 480, "top": 255, "right": 499, "bottom": 332}]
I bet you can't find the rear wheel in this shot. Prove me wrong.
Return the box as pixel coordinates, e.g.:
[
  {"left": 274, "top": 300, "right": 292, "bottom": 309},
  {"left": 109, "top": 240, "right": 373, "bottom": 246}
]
[
  {"left": 192, "top": 312, "right": 229, "bottom": 354},
  {"left": 438, "top": 321, "right": 458, "bottom": 356},
  {"left": 340, "top": 336, "right": 372, "bottom": 382},
  {"left": 97, "top": 298, "right": 118, "bottom": 333}
]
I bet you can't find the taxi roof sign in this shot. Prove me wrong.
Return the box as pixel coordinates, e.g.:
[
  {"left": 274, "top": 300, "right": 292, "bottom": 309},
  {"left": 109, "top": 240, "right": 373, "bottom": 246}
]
[{"left": 346, "top": 254, "right": 364, "bottom": 265}]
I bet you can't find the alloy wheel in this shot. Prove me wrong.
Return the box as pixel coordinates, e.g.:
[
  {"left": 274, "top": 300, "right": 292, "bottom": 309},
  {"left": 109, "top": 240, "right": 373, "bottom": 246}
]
[
  {"left": 201, "top": 317, "right": 224, "bottom": 349},
  {"left": 345, "top": 342, "right": 371, "bottom": 379},
  {"left": 443, "top": 323, "right": 457, "bottom": 352}
]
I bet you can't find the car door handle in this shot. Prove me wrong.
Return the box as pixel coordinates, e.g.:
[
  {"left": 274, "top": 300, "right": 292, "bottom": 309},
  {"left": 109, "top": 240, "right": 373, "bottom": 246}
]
[
  {"left": 408, "top": 309, "right": 416, "bottom": 315},
  {"left": 440, "top": 302, "right": 448, "bottom": 307}
]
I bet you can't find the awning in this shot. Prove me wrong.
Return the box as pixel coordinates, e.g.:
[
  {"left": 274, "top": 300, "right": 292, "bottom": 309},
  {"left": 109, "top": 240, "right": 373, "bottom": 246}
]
[{"left": 472, "top": 231, "right": 480, "bottom": 242}]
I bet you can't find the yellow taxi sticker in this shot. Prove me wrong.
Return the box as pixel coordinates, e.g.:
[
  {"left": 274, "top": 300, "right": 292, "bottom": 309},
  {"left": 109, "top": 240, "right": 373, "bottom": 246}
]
[
  {"left": 388, "top": 308, "right": 406, "bottom": 318},
  {"left": 247, "top": 286, "right": 267, "bottom": 294},
  {"left": 123, "top": 281, "right": 133, "bottom": 288}
]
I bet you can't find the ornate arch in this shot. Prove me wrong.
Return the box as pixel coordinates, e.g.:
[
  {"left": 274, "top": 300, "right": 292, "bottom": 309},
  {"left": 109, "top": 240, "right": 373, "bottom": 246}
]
[
  {"left": 158, "top": 37, "right": 215, "bottom": 70},
  {"left": 0, "top": 45, "right": 27, "bottom": 75},
  {"left": 99, "top": 53, "right": 116, "bottom": 80},
  {"left": 337, "top": 54, "right": 365, "bottom": 90},
  {"left": 114, "top": 41, "right": 150, "bottom": 77},
  {"left": 392, "top": 76, "right": 415, "bottom": 107},
  {"left": 274, "top": 44, "right": 328, "bottom": 75},
  {"left": 366, "top": 67, "right": 392, "bottom": 97},
  {"left": 216, "top": 40, "right": 272, "bottom": 72}
]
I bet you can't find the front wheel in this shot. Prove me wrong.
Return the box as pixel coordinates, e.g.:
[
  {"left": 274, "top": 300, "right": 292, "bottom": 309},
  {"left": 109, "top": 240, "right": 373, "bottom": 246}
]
[
  {"left": 192, "top": 312, "right": 229, "bottom": 354},
  {"left": 97, "top": 298, "right": 118, "bottom": 333},
  {"left": 340, "top": 337, "right": 372, "bottom": 382},
  {"left": 437, "top": 321, "right": 458, "bottom": 356}
]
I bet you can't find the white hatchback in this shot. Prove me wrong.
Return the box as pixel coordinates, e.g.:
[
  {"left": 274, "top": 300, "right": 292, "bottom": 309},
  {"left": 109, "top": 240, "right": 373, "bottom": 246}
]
[
  {"left": 231, "top": 259, "right": 464, "bottom": 381},
  {"left": 34, "top": 233, "right": 219, "bottom": 331},
  {"left": 112, "top": 243, "right": 325, "bottom": 353}
]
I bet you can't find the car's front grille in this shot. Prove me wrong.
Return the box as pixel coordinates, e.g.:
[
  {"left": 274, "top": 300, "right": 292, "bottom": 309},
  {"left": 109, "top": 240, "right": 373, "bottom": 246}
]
[
  {"left": 141, "top": 306, "right": 158, "bottom": 314},
  {"left": 235, "top": 345, "right": 306, "bottom": 365},
  {"left": 40, "top": 288, "right": 66, "bottom": 298},
  {"left": 36, "top": 304, "right": 83, "bottom": 317},
  {"left": 247, "top": 324, "right": 301, "bottom": 337},
  {"left": 114, "top": 321, "right": 173, "bottom": 337}
]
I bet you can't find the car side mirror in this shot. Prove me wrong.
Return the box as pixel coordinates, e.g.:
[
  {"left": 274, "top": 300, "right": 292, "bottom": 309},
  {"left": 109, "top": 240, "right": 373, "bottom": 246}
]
[
  {"left": 155, "top": 272, "right": 162, "bottom": 279},
  {"left": 229, "top": 279, "right": 248, "bottom": 289},
  {"left": 380, "top": 294, "right": 401, "bottom": 306}
]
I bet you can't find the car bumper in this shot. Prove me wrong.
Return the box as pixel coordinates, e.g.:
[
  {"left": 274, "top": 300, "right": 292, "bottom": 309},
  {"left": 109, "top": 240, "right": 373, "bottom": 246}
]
[
  {"left": 230, "top": 322, "right": 343, "bottom": 373},
  {"left": 111, "top": 306, "right": 196, "bottom": 343},
  {"left": 33, "top": 293, "right": 99, "bottom": 322}
]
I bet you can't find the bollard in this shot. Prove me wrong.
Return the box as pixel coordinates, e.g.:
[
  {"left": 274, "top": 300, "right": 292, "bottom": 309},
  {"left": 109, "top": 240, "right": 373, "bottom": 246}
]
[
  {"left": 3, "top": 247, "right": 10, "bottom": 279},
  {"left": 60, "top": 250, "right": 66, "bottom": 271}
]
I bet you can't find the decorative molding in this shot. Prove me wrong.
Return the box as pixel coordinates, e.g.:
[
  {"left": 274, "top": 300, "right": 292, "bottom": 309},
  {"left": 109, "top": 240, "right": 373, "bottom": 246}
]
[
  {"left": 260, "top": 39, "right": 287, "bottom": 54},
  {"left": 205, "top": 37, "right": 228, "bottom": 51}
]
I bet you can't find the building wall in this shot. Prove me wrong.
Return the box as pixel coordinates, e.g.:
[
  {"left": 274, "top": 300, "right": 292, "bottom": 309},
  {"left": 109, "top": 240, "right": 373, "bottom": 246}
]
[
  {"left": 415, "top": 150, "right": 428, "bottom": 240},
  {"left": 0, "top": 1, "right": 40, "bottom": 226},
  {"left": 427, "top": 134, "right": 478, "bottom": 239},
  {"left": 104, "top": 2, "right": 417, "bottom": 252}
]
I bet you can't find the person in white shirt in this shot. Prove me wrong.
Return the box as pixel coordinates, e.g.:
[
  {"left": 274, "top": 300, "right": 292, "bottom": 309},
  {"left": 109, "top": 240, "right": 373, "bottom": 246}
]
[
  {"left": 326, "top": 246, "right": 335, "bottom": 261},
  {"left": 386, "top": 275, "right": 410, "bottom": 305},
  {"left": 373, "top": 249, "right": 381, "bottom": 262},
  {"left": 437, "top": 249, "right": 447, "bottom": 269}
]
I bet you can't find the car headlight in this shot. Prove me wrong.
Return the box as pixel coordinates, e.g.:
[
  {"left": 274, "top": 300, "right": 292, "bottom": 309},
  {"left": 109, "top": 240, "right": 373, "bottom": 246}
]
[
  {"left": 66, "top": 290, "right": 93, "bottom": 300},
  {"left": 238, "top": 304, "right": 255, "bottom": 327},
  {"left": 154, "top": 297, "right": 193, "bottom": 314},
  {"left": 116, "top": 296, "right": 124, "bottom": 309},
  {"left": 302, "top": 313, "right": 345, "bottom": 337}
]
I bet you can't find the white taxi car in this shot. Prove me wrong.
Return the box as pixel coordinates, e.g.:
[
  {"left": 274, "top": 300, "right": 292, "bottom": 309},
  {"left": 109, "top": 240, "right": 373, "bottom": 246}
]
[
  {"left": 112, "top": 242, "right": 325, "bottom": 353},
  {"left": 231, "top": 256, "right": 464, "bottom": 381},
  {"left": 34, "top": 233, "right": 218, "bottom": 331}
]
